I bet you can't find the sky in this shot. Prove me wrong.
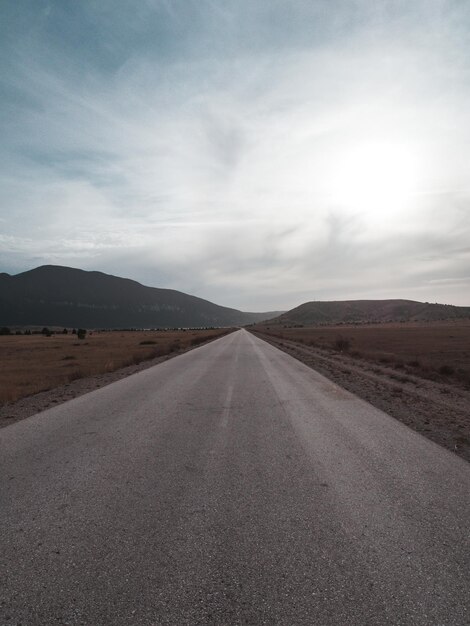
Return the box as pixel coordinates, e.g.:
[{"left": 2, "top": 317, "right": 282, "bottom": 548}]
[{"left": 1, "top": 0, "right": 470, "bottom": 311}]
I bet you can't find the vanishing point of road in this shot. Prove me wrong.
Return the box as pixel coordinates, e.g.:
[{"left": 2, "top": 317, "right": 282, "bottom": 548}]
[{"left": 1, "top": 329, "right": 469, "bottom": 625}]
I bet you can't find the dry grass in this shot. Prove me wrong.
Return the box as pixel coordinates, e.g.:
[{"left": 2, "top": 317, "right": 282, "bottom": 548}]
[
  {"left": 0, "top": 328, "right": 233, "bottom": 404},
  {"left": 254, "top": 320, "right": 470, "bottom": 387}
]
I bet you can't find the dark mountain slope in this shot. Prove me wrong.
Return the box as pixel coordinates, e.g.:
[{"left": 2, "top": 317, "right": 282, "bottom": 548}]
[
  {"left": 266, "top": 299, "right": 470, "bottom": 326},
  {"left": 0, "top": 265, "right": 278, "bottom": 328}
]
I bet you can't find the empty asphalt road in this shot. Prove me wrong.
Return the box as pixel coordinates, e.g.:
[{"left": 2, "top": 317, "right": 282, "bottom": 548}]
[{"left": 1, "top": 329, "right": 469, "bottom": 625}]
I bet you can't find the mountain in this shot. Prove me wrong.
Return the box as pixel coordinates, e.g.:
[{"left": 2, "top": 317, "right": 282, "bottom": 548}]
[
  {"left": 262, "top": 299, "right": 470, "bottom": 326},
  {"left": 0, "top": 265, "right": 280, "bottom": 328}
]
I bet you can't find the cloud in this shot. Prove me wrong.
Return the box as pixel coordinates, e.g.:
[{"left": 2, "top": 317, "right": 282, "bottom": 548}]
[{"left": 1, "top": 0, "right": 470, "bottom": 308}]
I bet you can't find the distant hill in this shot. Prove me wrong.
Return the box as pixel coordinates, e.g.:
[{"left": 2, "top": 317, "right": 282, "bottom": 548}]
[
  {"left": 262, "top": 299, "right": 470, "bottom": 326},
  {"left": 0, "top": 265, "right": 280, "bottom": 328}
]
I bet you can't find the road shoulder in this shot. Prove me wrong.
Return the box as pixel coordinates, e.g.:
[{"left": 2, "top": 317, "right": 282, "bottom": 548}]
[{"left": 249, "top": 330, "right": 470, "bottom": 463}]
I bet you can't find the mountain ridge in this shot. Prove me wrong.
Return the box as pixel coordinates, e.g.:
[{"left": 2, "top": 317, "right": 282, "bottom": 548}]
[
  {"left": 0, "top": 265, "right": 280, "bottom": 328},
  {"left": 261, "top": 298, "right": 470, "bottom": 326}
]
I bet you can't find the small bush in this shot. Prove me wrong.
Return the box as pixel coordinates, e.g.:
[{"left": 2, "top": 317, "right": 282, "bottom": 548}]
[
  {"left": 439, "top": 365, "right": 455, "bottom": 376},
  {"left": 333, "top": 336, "right": 350, "bottom": 352},
  {"left": 67, "top": 369, "right": 82, "bottom": 382},
  {"left": 191, "top": 336, "right": 207, "bottom": 346},
  {"left": 140, "top": 340, "right": 157, "bottom": 345}
]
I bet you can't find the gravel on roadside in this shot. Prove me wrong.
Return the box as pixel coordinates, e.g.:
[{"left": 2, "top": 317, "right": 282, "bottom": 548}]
[
  {"left": 0, "top": 335, "right": 227, "bottom": 429},
  {"left": 251, "top": 331, "right": 470, "bottom": 464}
]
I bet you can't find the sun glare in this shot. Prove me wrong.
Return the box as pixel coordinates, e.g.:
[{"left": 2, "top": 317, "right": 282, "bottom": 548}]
[{"left": 328, "top": 141, "right": 420, "bottom": 217}]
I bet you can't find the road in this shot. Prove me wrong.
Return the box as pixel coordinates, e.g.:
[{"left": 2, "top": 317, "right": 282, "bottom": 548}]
[{"left": 1, "top": 329, "right": 469, "bottom": 625}]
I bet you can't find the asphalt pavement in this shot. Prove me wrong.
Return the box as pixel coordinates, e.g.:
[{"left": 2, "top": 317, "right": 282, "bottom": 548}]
[{"left": 1, "top": 329, "right": 469, "bottom": 625}]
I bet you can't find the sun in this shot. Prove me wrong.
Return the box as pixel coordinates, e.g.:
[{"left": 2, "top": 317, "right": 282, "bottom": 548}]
[{"left": 327, "top": 141, "right": 420, "bottom": 216}]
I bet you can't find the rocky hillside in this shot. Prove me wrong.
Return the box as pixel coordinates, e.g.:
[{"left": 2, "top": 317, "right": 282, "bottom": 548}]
[
  {"left": 0, "top": 265, "right": 279, "bottom": 328},
  {"left": 264, "top": 299, "right": 470, "bottom": 326}
]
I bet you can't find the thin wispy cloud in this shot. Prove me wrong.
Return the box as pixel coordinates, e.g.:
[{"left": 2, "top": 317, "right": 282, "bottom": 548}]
[{"left": 1, "top": 0, "right": 469, "bottom": 309}]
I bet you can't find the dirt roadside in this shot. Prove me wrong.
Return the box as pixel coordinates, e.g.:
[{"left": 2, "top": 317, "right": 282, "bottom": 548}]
[
  {"left": 250, "top": 330, "right": 470, "bottom": 464},
  {"left": 3, "top": 328, "right": 469, "bottom": 464},
  {"left": 0, "top": 333, "right": 232, "bottom": 430}
]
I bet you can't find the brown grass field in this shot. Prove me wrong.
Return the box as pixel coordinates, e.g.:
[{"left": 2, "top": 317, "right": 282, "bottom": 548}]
[
  {"left": 254, "top": 320, "right": 470, "bottom": 386},
  {"left": 0, "top": 328, "right": 233, "bottom": 405}
]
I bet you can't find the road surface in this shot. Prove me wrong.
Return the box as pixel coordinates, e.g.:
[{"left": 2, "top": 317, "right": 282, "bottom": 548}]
[{"left": 1, "top": 329, "right": 469, "bottom": 625}]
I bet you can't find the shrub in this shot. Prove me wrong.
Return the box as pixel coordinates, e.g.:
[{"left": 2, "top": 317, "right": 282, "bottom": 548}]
[
  {"left": 190, "top": 336, "right": 208, "bottom": 346},
  {"left": 0, "top": 327, "right": 11, "bottom": 335},
  {"left": 333, "top": 336, "right": 350, "bottom": 352},
  {"left": 67, "top": 369, "right": 82, "bottom": 382},
  {"left": 77, "top": 328, "right": 87, "bottom": 340},
  {"left": 439, "top": 365, "right": 455, "bottom": 376}
]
